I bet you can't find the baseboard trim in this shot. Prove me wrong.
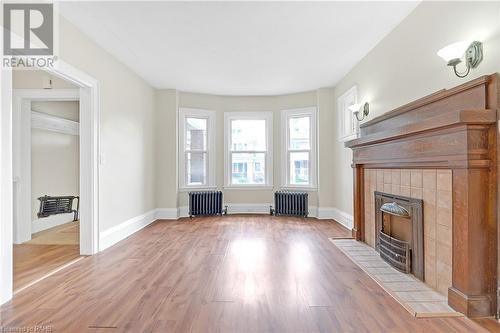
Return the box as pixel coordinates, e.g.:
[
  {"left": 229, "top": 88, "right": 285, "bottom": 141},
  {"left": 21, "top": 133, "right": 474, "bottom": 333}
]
[
  {"left": 226, "top": 203, "right": 271, "bottom": 215},
  {"left": 99, "top": 209, "right": 157, "bottom": 251},
  {"left": 155, "top": 208, "right": 180, "bottom": 220},
  {"left": 448, "top": 287, "right": 494, "bottom": 318},
  {"left": 178, "top": 206, "right": 189, "bottom": 218},
  {"left": 316, "top": 207, "right": 353, "bottom": 230},
  {"left": 31, "top": 213, "right": 75, "bottom": 234}
]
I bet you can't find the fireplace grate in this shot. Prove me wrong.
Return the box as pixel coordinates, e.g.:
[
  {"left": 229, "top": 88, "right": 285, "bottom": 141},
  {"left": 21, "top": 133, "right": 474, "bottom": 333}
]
[{"left": 379, "top": 231, "right": 411, "bottom": 273}]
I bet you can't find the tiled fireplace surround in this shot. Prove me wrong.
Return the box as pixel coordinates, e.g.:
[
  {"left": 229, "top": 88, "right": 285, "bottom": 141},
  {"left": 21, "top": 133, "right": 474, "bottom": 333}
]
[{"left": 363, "top": 169, "right": 452, "bottom": 296}]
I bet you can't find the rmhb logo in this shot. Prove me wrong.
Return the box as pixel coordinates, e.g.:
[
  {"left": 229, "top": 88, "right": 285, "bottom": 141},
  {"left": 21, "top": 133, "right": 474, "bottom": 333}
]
[{"left": 3, "top": 3, "right": 53, "bottom": 56}]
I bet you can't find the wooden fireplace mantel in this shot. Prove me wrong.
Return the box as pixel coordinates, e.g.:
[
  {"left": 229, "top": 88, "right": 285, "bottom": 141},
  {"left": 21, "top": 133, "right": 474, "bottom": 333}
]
[{"left": 345, "top": 74, "right": 499, "bottom": 318}]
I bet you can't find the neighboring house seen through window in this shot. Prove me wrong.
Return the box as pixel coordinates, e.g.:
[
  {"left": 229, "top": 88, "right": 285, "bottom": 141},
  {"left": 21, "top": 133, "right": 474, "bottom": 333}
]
[
  {"left": 224, "top": 112, "right": 273, "bottom": 187},
  {"left": 281, "top": 107, "right": 317, "bottom": 188}
]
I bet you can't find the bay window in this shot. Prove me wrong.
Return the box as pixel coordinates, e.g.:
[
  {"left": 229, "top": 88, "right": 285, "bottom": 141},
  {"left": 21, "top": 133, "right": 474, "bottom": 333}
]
[
  {"left": 281, "top": 107, "right": 317, "bottom": 188},
  {"left": 224, "top": 112, "right": 273, "bottom": 188}
]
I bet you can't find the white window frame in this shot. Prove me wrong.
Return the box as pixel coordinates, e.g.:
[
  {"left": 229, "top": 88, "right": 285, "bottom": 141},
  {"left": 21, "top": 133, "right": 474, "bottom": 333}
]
[
  {"left": 281, "top": 107, "right": 317, "bottom": 190},
  {"left": 224, "top": 112, "right": 273, "bottom": 189},
  {"left": 337, "top": 85, "right": 359, "bottom": 142},
  {"left": 178, "top": 108, "right": 216, "bottom": 190}
]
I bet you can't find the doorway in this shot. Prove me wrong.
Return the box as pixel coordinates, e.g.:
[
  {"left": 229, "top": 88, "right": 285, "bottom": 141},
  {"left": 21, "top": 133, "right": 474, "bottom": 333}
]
[
  {"left": 12, "top": 82, "right": 82, "bottom": 292},
  {"left": 0, "top": 61, "right": 100, "bottom": 305}
]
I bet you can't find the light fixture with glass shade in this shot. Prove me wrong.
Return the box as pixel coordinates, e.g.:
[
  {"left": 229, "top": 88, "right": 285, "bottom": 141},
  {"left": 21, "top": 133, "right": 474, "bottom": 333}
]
[
  {"left": 437, "top": 41, "right": 483, "bottom": 78},
  {"left": 348, "top": 102, "right": 370, "bottom": 122}
]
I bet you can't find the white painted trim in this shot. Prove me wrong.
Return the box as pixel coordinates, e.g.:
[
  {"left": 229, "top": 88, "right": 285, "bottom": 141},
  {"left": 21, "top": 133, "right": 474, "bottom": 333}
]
[
  {"left": 281, "top": 107, "right": 318, "bottom": 188},
  {"left": 178, "top": 108, "right": 216, "bottom": 188},
  {"left": 224, "top": 111, "right": 273, "bottom": 188},
  {"left": 226, "top": 203, "right": 271, "bottom": 214},
  {"left": 178, "top": 186, "right": 217, "bottom": 192},
  {"left": 48, "top": 61, "right": 101, "bottom": 256},
  {"left": 178, "top": 206, "right": 189, "bottom": 218},
  {"left": 99, "top": 210, "right": 156, "bottom": 251},
  {"left": 0, "top": 67, "right": 13, "bottom": 305},
  {"left": 155, "top": 208, "right": 180, "bottom": 220},
  {"left": 280, "top": 186, "right": 318, "bottom": 192},
  {"left": 13, "top": 89, "right": 80, "bottom": 244},
  {"left": 3, "top": 61, "right": 100, "bottom": 305},
  {"left": 316, "top": 207, "right": 354, "bottom": 230},
  {"left": 31, "top": 214, "right": 75, "bottom": 234},
  {"left": 31, "top": 110, "right": 79, "bottom": 136},
  {"left": 223, "top": 185, "right": 274, "bottom": 190},
  {"left": 337, "top": 86, "right": 359, "bottom": 142}
]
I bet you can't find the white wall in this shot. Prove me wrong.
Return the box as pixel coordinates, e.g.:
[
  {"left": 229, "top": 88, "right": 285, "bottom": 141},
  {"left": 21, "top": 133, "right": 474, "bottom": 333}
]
[
  {"left": 331, "top": 1, "right": 500, "bottom": 216},
  {"left": 155, "top": 90, "right": 178, "bottom": 210},
  {"left": 31, "top": 102, "right": 79, "bottom": 228},
  {"left": 31, "top": 100, "right": 79, "bottom": 122},
  {"left": 58, "top": 17, "right": 157, "bottom": 232},
  {"left": 13, "top": 71, "right": 76, "bottom": 90}
]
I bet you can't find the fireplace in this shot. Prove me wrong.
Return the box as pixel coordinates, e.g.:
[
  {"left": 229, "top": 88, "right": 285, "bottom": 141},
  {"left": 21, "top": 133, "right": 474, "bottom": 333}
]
[
  {"left": 375, "top": 192, "right": 424, "bottom": 280},
  {"left": 345, "top": 75, "right": 499, "bottom": 317}
]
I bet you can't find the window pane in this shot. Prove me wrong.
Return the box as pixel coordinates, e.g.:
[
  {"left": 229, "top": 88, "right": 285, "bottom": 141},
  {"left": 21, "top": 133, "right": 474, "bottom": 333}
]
[
  {"left": 231, "top": 153, "right": 265, "bottom": 185},
  {"left": 187, "top": 152, "right": 206, "bottom": 185},
  {"left": 290, "top": 152, "right": 309, "bottom": 185},
  {"left": 186, "top": 118, "right": 207, "bottom": 150},
  {"left": 289, "top": 116, "right": 310, "bottom": 150},
  {"left": 231, "top": 119, "right": 266, "bottom": 151}
]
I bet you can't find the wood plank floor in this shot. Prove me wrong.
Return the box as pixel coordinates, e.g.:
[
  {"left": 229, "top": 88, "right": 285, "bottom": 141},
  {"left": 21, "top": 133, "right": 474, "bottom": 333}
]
[
  {"left": 14, "top": 221, "right": 80, "bottom": 292},
  {"left": 13, "top": 244, "right": 81, "bottom": 292},
  {"left": 0, "top": 216, "right": 493, "bottom": 332},
  {"left": 27, "top": 221, "right": 80, "bottom": 245}
]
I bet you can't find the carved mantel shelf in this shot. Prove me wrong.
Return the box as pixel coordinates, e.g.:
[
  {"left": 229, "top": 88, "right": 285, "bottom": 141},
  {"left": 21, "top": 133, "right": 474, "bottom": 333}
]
[{"left": 345, "top": 74, "right": 499, "bottom": 318}]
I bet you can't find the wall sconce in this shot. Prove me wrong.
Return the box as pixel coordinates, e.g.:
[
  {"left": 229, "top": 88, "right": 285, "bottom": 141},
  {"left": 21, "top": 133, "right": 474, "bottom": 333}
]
[
  {"left": 437, "top": 41, "right": 483, "bottom": 78},
  {"left": 349, "top": 102, "right": 370, "bottom": 122}
]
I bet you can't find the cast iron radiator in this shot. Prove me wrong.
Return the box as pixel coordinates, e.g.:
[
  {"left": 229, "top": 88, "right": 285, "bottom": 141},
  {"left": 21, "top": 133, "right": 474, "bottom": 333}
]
[
  {"left": 271, "top": 191, "right": 308, "bottom": 217},
  {"left": 188, "top": 191, "right": 226, "bottom": 217},
  {"left": 37, "top": 195, "right": 79, "bottom": 221}
]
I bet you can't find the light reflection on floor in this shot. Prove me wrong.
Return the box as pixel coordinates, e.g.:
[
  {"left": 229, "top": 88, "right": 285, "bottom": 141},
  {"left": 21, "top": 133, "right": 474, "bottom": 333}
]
[{"left": 229, "top": 238, "right": 313, "bottom": 304}]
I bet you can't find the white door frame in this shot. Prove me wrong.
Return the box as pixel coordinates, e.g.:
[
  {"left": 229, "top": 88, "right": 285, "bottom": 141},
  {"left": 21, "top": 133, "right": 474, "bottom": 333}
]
[
  {"left": 13, "top": 89, "right": 80, "bottom": 245},
  {"left": 1, "top": 60, "right": 100, "bottom": 305}
]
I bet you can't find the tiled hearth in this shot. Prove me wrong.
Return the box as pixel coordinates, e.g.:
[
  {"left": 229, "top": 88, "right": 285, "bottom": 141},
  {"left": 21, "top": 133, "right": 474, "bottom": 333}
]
[
  {"left": 330, "top": 239, "right": 461, "bottom": 318},
  {"left": 363, "top": 169, "right": 452, "bottom": 295}
]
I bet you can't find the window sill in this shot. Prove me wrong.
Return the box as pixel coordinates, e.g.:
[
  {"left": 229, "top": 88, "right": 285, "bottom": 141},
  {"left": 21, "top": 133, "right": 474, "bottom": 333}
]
[
  {"left": 178, "top": 186, "right": 217, "bottom": 192},
  {"left": 280, "top": 186, "right": 318, "bottom": 192},
  {"left": 223, "top": 185, "right": 274, "bottom": 191}
]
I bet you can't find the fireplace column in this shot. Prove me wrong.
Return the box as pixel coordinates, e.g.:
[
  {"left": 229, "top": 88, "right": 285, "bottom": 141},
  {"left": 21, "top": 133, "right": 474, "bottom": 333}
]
[
  {"left": 352, "top": 165, "right": 364, "bottom": 241},
  {"left": 448, "top": 166, "right": 497, "bottom": 318}
]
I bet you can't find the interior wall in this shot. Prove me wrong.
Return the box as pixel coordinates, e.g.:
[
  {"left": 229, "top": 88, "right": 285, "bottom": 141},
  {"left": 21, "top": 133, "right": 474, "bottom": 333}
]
[
  {"left": 316, "top": 87, "right": 336, "bottom": 208},
  {"left": 31, "top": 101, "right": 79, "bottom": 122},
  {"left": 31, "top": 101, "right": 80, "bottom": 224},
  {"left": 155, "top": 90, "right": 178, "bottom": 209},
  {"left": 13, "top": 71, "right": 76, "bottom": 90},
  {"left": 330, "top": 1, "right": 500, "bottom": 216},
  {"left": 155, "top": 90, "right": 336, "bottom": 210},
  {"left": 58, "top": 17, "right": 157, "bottom": 232}
]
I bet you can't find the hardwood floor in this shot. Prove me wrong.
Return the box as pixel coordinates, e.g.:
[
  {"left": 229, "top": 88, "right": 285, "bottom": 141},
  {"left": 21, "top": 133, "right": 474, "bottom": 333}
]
[
  {"left": 27, "top": 221, "right": 79, "bottom": 245},
  {"left": 1, "top": 216, "right": 493, "bottom": 332},
  {"left": 13, "top": 244, "right": 81, "bottom": 292},
  {"left": 14, "top": 221, "right": 81, "bottom": 292}
]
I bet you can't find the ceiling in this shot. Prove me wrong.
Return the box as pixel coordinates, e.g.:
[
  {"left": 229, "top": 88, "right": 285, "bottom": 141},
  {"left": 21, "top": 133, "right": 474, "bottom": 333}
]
[{"left": 59, "top": 1, "right": 419, "bottom": 96}]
